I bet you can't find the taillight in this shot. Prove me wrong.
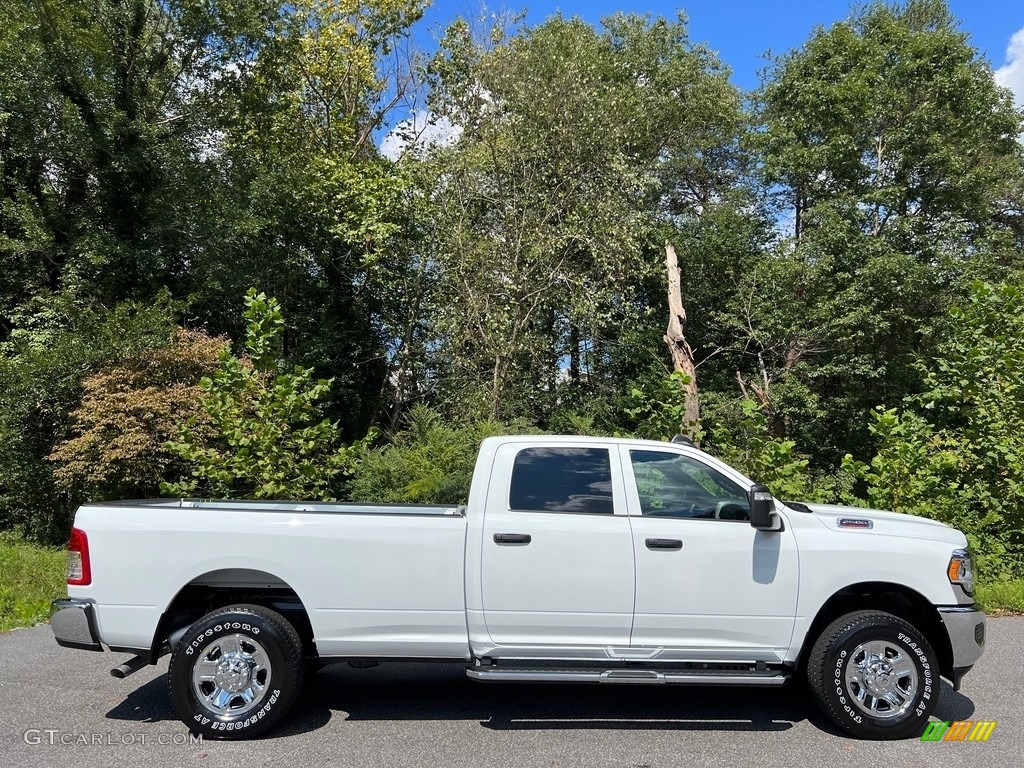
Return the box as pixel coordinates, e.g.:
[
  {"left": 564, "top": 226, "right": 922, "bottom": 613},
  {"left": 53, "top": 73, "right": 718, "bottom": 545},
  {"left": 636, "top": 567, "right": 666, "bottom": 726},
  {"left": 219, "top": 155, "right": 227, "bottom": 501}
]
[{"left": 67, "top": 527, "right": 91, "bottom": 586}]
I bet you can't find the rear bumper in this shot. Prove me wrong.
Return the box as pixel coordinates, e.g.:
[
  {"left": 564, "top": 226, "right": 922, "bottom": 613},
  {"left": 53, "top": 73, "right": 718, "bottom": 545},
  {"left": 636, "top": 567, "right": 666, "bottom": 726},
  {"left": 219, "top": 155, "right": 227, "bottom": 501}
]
[
  {"left": 938, "top": 605, "right": 985, "bottom": 689},
  {"left": 51, "top": 599, "right": 103, "bottom": 651}
]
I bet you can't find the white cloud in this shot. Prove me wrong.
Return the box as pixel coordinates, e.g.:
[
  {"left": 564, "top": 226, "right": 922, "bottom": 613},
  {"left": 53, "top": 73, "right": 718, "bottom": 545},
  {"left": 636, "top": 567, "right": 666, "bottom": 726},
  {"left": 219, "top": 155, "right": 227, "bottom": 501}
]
[
  {"left": 995, "top": 27, "right": 1024, "bottom": 109},
  {"left": 380, "top": 111, "right": 463, "bottom": 161}
]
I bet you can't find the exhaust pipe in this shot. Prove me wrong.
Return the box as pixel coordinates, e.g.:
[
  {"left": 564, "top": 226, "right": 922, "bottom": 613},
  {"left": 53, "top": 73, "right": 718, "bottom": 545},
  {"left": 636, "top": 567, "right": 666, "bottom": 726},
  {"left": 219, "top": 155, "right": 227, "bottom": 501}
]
[{"left": 110, "top": 654, "right": 150, "bottom": 679}]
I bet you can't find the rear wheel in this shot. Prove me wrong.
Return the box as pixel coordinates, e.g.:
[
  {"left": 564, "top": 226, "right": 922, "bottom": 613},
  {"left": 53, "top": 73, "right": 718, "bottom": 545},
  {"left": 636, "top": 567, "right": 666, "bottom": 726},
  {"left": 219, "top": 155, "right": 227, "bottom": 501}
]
[
  {"left": 168, "top": 604, "right": 304, "bottom": 739},
  {"left": 807, "top": 610, "right": 938, "bottom": 739}
]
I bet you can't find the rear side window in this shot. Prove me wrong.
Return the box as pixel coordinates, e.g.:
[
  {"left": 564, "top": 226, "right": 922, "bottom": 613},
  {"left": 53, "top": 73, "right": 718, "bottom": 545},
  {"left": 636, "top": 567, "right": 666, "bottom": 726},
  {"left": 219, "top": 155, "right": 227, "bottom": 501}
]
[{"left": 509, "top": 447, "right": 613, "bottom": 514}]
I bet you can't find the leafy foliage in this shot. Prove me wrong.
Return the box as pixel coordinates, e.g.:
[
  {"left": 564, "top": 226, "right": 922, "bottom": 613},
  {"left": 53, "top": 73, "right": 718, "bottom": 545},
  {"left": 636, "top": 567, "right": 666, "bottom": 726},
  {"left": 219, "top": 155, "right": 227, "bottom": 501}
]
[
  {"left": 163, "top": 290, "right": 363, "bottom": 500},
  {"left": 0, "top": 292, "right": 179, "bottom": 539},
  {"left": 49, "top": 329, "right": 227, "bottom": 498},
  {"left": 847, "top": 282, "right": 1024, "bottom": 577},
  {"left": 705, "top": 398, "right": 840, "bottom": 503},
  {"left": 625, "top": 372, "right": 836, "bottom": 501},
  {"left": 422, "top": 13, "right": 744, "bottom": 422},
  {"left": 350, "top": 405, "right": 526, "bottom": 503},
  {"left": 744, "top": 0, "right": 1024, "bottom": 466},
  {"left": 623, "top": 371, "right": 697, "bottom": 442},
  {"left": 0, "top": 532, "right": 66, "bottom": 632}
]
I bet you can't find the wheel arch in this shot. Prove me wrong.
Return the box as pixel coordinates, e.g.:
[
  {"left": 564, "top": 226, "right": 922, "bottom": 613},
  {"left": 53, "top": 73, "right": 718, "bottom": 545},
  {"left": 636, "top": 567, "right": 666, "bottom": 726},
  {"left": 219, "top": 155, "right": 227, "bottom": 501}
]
[
  {"left": 796, "top": 581, "right": 953, "bottom": 681},
  {"left": 148, "top": 568, "right": 316, "bottom": 663}
]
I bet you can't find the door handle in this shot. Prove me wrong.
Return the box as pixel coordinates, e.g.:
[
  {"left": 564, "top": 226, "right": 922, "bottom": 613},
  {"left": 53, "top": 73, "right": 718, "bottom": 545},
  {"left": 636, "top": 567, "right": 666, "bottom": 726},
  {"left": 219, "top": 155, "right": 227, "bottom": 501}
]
[
  {"left": 494, "top": 533, "right": 532, "bottom": 545},
  {"left": 645, "top": 538, "right": 682, "bottom": 550}
]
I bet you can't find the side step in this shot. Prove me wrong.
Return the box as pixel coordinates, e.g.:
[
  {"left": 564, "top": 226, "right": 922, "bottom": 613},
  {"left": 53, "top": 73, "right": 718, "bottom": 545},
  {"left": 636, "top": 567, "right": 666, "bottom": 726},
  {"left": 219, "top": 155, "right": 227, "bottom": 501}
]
[{"left": 466, "top": 667, "right": 790, "bottom": 686}]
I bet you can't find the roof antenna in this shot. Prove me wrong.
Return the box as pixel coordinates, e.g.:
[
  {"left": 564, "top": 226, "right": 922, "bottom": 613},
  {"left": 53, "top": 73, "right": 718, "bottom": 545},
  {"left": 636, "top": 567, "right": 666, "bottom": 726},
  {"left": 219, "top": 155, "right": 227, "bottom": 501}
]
[{"left": 670, "top": 434, "right": 696, "bottom": 447}]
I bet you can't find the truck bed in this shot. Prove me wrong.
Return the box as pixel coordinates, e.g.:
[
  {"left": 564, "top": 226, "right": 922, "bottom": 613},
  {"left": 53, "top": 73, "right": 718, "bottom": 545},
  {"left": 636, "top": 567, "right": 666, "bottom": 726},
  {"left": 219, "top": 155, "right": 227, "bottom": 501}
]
[{"left": 70, "top": 499, "right": 471, "bottom": 660}]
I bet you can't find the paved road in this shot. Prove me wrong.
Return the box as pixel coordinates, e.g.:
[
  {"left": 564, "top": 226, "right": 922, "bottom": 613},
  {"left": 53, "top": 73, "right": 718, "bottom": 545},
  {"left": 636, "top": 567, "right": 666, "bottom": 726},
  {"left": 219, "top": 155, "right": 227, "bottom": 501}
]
[{"left": 1, "top": 620, "right": 1019, "bottom": 768}]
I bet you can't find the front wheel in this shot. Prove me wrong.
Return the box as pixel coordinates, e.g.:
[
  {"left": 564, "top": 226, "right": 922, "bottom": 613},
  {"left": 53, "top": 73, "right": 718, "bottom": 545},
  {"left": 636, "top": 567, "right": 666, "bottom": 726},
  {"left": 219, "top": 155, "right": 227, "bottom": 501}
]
[
  {"left": 168, "top": 604, "right": 304, "bottom": 739},
  {"left": 807, "top": 610, "right": 938, "bottom": 740}
]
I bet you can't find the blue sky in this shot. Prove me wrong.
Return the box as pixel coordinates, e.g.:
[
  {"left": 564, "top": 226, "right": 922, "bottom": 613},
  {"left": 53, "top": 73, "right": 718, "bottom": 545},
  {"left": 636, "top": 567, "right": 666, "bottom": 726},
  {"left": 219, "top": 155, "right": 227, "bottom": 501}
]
[{"left": 417, "top": 1, "right": 1024, "bottom": 96}]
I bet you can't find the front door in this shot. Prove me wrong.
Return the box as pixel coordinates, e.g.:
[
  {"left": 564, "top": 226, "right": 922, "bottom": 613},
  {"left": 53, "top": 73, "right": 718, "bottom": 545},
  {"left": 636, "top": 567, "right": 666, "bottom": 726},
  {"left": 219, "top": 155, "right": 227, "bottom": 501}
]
[
  {"left": 479, "top": 442, "right": 635, "bottom": 650},
  {"left": 621, "top": 446, "right": 798, "bottom": 660}
]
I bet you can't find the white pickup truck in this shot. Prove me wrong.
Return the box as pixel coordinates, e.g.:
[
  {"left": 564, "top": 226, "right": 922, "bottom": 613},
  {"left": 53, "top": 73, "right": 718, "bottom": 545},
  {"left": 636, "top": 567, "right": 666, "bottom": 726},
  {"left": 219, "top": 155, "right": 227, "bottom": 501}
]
[{"left": 50, "top": 435, "right": 985, "bottom": 741}]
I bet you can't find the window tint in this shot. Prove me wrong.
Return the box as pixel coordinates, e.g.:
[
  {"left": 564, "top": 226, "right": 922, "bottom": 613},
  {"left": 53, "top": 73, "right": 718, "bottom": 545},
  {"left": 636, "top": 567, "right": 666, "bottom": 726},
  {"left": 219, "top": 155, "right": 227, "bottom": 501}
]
[
  {"left": 509, "top": 447, "right": 614, "bottom": 514},
  {"left": 629, "top": 450, "right": 749, "bottom": 521}
]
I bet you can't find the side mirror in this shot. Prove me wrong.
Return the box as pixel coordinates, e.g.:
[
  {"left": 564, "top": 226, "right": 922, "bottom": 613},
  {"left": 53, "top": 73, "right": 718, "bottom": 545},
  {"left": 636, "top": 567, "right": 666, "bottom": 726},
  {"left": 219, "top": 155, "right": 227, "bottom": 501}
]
[{"left": 749, "top": 484, "right": 777, "bottom": 531}]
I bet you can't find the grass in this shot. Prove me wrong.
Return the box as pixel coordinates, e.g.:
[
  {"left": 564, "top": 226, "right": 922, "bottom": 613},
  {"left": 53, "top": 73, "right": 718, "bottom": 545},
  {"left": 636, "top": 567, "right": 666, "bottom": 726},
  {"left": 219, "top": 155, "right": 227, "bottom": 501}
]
[
  {"left": 0, "top": 533, "right": 66, "bottom": 632},
  {"left": 976, "top": 579, "right": 1024, "bottom": 615}
]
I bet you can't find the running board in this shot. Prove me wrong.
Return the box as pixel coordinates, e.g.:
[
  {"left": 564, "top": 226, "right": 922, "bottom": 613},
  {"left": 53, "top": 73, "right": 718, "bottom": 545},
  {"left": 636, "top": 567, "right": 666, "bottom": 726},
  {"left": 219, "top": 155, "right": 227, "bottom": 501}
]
[{"left": 466, "top": 667, "right": 790, "bottom": 686}]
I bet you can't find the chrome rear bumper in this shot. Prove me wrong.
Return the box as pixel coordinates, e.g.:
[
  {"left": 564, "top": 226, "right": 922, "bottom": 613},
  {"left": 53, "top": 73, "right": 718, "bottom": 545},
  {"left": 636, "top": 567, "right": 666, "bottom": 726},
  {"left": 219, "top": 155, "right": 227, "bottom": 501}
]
[{"left": 51, "top": 599, "right": 102, "bottom": 651}]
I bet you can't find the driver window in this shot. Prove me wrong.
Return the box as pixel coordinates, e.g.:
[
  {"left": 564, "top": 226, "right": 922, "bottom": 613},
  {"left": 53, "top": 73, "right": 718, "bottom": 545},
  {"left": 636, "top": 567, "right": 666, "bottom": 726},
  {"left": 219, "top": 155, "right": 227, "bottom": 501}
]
[{"left": 629, "top": 450, "right": 750, "bottom": 521}]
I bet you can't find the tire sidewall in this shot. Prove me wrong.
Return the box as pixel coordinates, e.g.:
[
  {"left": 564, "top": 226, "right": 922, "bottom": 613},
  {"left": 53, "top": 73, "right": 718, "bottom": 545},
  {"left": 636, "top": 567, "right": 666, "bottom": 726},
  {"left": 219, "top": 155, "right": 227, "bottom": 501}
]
[
  {"left": 818, "top": 615, "right": 937, "bottom": 738},
  {"left": 169, "top": 608, "right": 299, "bottom": 739}
]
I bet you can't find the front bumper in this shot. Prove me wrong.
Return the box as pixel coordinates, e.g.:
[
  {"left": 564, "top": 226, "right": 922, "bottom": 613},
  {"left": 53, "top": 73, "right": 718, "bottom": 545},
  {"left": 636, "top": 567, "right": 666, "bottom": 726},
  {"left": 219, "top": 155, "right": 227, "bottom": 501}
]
[
  {"left": 938, "top": 605, "right": 985, "bottom": 689},
  {"left": 51, "top": 599, "right": 103, "bottom": 651}
]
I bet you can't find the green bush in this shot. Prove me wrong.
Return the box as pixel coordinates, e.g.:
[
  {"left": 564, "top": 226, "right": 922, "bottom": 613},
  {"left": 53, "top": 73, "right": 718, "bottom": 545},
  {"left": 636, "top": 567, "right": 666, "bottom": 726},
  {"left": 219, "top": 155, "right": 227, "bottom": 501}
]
[
  {"left": 350, "top": 405, "right": 526, "bottom": 503},
  {"left": 847, "top": 282, "right": 1024, "bottom": 580},
  {"left": 704, "top": 397, "right": 846, "bottom": 503},
  {"left": 624, "top": 373, "right": 843, "bottom": 502},
  {"left": 163, "top": 290, "right": 364, "bottom": 500},
  {"left": 48, "top": 329, "right": 227, "bottom": 499},
  {"left": 976, "top": 580, "right": 1024, "bottom": 614},
  {"left": 0, "top": 292, "right": 179, "bottom": 542}
]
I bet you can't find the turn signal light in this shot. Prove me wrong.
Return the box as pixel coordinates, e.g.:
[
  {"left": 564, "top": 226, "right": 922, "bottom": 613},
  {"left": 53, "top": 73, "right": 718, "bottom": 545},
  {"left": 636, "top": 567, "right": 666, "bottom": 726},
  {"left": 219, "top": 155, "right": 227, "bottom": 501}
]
[{"left": 947, "top": 549, "right": 974, "bottom": 596}]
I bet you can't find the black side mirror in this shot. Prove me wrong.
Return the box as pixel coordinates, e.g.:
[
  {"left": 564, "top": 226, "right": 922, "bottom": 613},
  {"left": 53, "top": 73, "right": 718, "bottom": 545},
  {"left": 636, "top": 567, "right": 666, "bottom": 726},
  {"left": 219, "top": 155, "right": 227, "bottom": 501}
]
[{"left": 749, "top": 484, "right": 776, "bottom": 530}]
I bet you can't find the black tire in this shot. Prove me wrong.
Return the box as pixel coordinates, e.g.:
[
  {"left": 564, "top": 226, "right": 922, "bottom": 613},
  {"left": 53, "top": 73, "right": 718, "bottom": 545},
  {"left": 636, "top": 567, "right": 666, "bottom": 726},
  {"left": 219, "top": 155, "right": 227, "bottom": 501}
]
[
  {"left": 807, "top": 610, "right": 938, "bottom": 740},
  {"left": 168, "top": 604, "right": 304, "bottom": 739}
]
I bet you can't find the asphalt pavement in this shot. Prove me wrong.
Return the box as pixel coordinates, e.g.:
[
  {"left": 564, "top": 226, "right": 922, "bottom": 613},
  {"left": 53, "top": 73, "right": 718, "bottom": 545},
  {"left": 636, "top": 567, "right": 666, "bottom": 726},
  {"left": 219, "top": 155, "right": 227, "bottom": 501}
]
[{"left": 1, "top": 619, "right": 1019, "bottom": 768}]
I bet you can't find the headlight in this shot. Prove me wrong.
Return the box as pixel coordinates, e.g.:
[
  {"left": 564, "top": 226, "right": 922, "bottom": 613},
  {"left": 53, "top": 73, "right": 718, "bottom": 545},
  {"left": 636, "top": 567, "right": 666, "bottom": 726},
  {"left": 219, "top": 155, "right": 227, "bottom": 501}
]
[{"left": 948, "top": 548, "right": 975, "bottom": 595}]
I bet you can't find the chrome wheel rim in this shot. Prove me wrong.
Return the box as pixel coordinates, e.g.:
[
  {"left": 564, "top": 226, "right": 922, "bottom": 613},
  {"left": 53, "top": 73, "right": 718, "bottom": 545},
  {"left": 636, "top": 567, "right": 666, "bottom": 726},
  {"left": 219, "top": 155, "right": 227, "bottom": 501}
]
[
  {"left": 844, "top": 639, "right": 918, "bottom": 719},
  {"left": 191, "top": 634, "right": 272, "bottom": 717}
]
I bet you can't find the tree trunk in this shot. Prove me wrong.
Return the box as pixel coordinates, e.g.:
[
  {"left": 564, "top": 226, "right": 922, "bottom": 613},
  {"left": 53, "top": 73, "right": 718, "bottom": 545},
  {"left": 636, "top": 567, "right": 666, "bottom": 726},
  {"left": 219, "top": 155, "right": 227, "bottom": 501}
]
[{"left": 663, "top": 242, "right": 701, "bottom": 439}]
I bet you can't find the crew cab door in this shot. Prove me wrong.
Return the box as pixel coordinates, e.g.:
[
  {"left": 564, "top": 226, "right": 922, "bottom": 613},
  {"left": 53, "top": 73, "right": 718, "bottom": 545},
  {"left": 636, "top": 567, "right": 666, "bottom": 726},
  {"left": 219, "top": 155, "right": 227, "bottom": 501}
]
[
  {"left": 477, "top": 441, "right": 635, "bottom": 650},
  {"left": 620, "top": 446, "right": 798, "bottom": 660}
]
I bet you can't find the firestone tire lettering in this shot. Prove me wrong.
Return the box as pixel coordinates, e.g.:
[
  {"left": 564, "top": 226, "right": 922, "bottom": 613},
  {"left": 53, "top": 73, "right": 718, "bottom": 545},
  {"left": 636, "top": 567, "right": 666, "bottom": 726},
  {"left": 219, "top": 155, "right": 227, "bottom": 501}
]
[
  {"left": 167, "top": 604, "right": 304, "bottom": 741},
  {"left": 807, "top": 610, "right": 938, "bottom": 740}
]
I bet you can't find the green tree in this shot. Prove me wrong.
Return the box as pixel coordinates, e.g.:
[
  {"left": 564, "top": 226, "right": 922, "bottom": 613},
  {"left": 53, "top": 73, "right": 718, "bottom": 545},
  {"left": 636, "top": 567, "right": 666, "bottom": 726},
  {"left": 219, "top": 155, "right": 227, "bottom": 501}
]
[
  {"left": 0, "top": 0, "right": 276, "bottom": 313},
  {"left": 0, "top": 293, "right": 179, "bottom": 540},
  {"left": 849, "top": 282, "right": 1024, "bottom": 578},
  {"left": 744, "top": 0, "right": 1024, "bottom": 466},
  {"left": 422, "top": 13, "right": 746, "bottom": 423},
  {"left": 163, "top": 290, "right": 362, "bottom": 499},
  {"left": 182, "top": 0, "right": 428, "bottom": 436}
]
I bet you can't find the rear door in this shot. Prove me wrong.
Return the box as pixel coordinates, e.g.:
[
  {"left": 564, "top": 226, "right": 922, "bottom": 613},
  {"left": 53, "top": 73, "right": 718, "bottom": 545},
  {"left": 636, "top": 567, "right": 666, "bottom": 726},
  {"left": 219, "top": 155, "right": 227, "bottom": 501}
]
[{"left": 478, "top": 441, "right": 635, "bottom": 650}]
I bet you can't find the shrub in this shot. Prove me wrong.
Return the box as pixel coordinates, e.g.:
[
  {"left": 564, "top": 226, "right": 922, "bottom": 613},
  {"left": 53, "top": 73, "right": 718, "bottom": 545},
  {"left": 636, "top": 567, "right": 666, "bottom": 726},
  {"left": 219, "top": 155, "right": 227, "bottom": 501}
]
[
  {"left": 163, "top": 290, "right": 362, "bottom": 500},
  {"left": 350, "top": 405, "right": 522, "bottom": 503},
  {"left": 48, "top": 329, "right": 227, "bottom": 498},
  {"left": 847, "top": 282, "right": 1024, "bottom": 579}
]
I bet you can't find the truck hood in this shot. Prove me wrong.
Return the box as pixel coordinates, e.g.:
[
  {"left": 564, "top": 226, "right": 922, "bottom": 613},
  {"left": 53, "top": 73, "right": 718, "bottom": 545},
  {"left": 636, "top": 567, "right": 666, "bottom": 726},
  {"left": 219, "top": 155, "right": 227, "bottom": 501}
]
[{"left": 787, "top": 502, "right": 968, "bottom": 547}]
